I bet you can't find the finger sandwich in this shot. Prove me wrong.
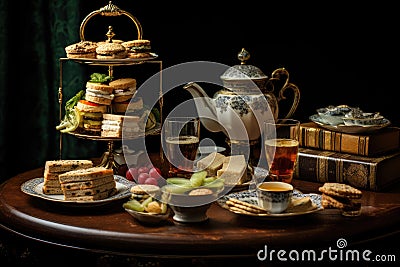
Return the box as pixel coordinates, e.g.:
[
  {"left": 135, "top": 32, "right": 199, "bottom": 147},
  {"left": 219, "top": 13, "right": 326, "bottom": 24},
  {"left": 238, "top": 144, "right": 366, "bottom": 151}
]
[{"left": 58, "top": 166, "right": 117, "bottom": 201}]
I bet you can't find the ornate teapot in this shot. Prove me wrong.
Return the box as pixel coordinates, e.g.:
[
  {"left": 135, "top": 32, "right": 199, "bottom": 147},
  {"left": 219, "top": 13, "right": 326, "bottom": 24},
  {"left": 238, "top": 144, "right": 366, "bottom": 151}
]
[{"left": 183, "top": 48, "right": 300, "bottom": 142}]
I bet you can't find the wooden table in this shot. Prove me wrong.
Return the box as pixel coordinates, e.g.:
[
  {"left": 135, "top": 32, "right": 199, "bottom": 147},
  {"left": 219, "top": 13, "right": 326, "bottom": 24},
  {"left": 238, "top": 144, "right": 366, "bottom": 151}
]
[{"left": 1, "top": 166, "right": 399, "bottom": 266}]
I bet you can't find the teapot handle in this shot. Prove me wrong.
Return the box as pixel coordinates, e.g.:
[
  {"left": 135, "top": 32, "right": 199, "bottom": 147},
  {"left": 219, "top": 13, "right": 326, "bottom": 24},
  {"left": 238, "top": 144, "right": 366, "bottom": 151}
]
[{"left": 268, "top": 68, "right": 300, "bottom": 119}]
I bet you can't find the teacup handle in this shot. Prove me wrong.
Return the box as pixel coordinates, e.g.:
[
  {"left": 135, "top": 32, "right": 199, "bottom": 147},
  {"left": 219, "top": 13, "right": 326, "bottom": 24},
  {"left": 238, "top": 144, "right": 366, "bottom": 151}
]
[{"left": 268, "top": 68, "right": 300, "bottom": 119}]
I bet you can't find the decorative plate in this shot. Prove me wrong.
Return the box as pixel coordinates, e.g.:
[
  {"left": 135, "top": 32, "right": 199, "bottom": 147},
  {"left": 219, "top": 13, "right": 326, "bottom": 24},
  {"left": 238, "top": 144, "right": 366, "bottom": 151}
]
[
  {"left": 310, "top": 114, "right": 391, "bottom": 134},
  {"left": 21, "top": 175, "right": 133, "bottom": 207},
  {"left": 217, "top": 189, "right": 323, "bottom": 218},
  {"left": 69, "top": 53, "right": 158, "bottom": 66}
]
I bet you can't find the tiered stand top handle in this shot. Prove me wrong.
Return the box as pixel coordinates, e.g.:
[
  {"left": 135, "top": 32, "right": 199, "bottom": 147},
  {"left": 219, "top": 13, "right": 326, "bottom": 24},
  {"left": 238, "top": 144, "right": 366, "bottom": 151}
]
[{"left": 79, "top": 1, "right": 143, "bottom": 42}]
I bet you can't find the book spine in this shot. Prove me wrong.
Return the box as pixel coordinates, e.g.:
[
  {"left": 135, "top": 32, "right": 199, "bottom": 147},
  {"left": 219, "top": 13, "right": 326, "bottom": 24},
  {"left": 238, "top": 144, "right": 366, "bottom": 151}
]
[
  {"left": 299, "top": 126, "right": 371, "bottom": 156},
  {"left": 294, "top": 149, "right": 378, "bottom": 190}
]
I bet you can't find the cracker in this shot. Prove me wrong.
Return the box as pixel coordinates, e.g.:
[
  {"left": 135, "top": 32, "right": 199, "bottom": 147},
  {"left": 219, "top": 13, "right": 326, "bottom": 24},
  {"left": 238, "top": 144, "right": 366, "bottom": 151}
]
[
  {"left": 321, "top": 193, "right": 360, "bottom": 210},
  {"left": 228, "top": 205, "right": 259, "bottom": 215},
  {"left": 318, "top": 182, "right": 362, "bottom": 199},
  {"left": 226, "top": 198, "right": 267, "bottom": 214}
]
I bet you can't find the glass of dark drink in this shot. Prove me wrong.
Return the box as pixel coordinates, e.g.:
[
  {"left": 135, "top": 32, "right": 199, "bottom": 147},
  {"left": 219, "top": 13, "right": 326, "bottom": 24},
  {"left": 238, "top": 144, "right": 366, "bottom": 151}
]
[
  {"left": 263, "top": 119, "right": 300, "bottom": 184},
  {"left": 163, "top": 117, "right": 200, "bottom": 178}
]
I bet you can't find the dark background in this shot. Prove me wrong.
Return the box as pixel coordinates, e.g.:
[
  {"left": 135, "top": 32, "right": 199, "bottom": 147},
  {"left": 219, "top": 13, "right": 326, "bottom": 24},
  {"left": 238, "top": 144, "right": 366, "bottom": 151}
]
[
  {"left": 0, "top": 0, "right": 398, "bottom": 180},
  {"left": 81, "top": 0, "right": 398, "bottom": 124}
]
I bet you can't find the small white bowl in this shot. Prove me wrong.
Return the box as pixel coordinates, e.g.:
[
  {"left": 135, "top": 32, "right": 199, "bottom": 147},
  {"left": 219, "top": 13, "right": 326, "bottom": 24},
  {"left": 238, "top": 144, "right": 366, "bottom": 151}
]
[{"left": 169, "top": 203, "right": 211, "bottom": 223}]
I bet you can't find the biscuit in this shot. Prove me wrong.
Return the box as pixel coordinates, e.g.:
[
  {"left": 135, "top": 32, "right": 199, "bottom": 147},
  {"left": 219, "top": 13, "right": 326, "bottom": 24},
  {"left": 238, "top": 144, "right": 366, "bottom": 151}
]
[
  {"left": 321, "top": 193, "right": 361, "bottom": 211},
  {"left": 318, "top": 182, "right": 362, "bottom": 199},
  {"left": 188, "top": 188, "right": 213, "bottom": 196},
  {"left": 130, "top": 184, "right": 160, "bottom": 195},
  {"left": 228, "top": 205, "right": 259, "bottom": 215},
  {"left": 226, "top": 198, "right": 267, "bottom": 214}
]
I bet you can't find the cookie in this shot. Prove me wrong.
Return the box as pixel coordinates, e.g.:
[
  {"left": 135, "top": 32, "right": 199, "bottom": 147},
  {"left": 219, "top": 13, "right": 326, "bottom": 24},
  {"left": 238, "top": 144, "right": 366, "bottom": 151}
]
[
  {"left": 130, "top": 184, "right": 160, "bottom": 195},
  {"left": 321, "top": 193, "right": 361, "bottom": 211},
  {"left": 188, "top": 188, "right": 213, "bottom": 196},
  {"left": 318, "top": 182, "right": 362, "bottom": 199},
  {"left": 226, "top": 198, "right": 267, "bottom": 214}
]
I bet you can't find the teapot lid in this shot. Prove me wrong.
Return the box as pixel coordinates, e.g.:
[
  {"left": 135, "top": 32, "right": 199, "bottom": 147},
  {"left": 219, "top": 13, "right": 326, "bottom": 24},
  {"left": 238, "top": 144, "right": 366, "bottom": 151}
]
[{"left": 220, "top": 48, "right": 268, "bottom": 80}]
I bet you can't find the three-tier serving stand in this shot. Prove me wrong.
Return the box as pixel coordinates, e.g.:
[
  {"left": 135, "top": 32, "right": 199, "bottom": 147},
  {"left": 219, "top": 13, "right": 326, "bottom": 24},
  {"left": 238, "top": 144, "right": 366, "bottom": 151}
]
[{"left": 57, "top": 1, "right": 163, "bottom": 172}]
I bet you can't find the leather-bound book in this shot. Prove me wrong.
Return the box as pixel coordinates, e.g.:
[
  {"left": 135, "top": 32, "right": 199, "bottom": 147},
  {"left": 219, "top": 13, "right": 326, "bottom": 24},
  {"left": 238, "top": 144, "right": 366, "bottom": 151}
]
[
  {"left": 297, "top": 122, "right": 400, "bottom": 156},
  {"left": 294, "top": 147, "right": 400, "bottom": 191}
]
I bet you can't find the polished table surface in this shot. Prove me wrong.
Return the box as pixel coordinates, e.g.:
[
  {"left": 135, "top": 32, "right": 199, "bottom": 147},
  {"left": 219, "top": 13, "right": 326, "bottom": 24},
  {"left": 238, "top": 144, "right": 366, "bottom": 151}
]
[{"left": 1, "top": 165, "right": 400, "bottom": 264}]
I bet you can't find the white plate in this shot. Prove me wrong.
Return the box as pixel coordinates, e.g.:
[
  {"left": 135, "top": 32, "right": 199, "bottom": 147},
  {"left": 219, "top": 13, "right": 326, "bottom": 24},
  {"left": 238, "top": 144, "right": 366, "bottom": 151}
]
[
  {"left": 217, "top": 189, "right": 323, "bottom": 218},
  {"left": 310, "top": 114, "right": 391, "bottom": 134},
  {"left": 21, "top": 175, "right": 133, "bottom": 207}
]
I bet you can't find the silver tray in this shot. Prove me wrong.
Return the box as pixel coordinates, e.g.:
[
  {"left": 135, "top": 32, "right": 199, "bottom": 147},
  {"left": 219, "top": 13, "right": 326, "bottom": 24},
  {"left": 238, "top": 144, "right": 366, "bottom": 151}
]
[
  {"left": 310, "top": 114, "right": 391, "bottom": 134},
  {"left": 21, "top": 175, "right": 133, "bottom": 207}
]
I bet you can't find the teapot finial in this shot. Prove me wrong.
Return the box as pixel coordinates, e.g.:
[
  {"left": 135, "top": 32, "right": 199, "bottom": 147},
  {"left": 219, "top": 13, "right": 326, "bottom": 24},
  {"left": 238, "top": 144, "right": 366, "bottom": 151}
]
[{"left": 238, "top": 48, "right": 250, "bottom": 65}]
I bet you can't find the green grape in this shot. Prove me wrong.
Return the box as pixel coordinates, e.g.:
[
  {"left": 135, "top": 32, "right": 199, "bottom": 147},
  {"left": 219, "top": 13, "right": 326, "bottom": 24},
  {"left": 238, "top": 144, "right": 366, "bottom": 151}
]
[
  {"left": 202, "top": 176, "right": 217, "bottom": 185},
  {"left": 141, "top": 196, "right": 153, "bottom": 208},
  {"left": 166, "top": 177, "right": 191, "bottom": 185},
  {"left": 190, "top": 170, "right": 207, "bottom": 187},
  {"left": 161, "top": 184, "right": 192, "bottom": 194},
  {"left": 123, "top": 199, "right": 145, "bottom": 212},
  {"left": 203, "top": 178, "right": 224, "bottom": 190}
]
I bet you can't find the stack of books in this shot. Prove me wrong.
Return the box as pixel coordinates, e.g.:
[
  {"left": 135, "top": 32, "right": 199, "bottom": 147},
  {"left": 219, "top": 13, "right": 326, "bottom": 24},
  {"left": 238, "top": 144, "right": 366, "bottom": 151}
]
[{"left": 293, "top": 122, "right": 400, "bottom": 191}]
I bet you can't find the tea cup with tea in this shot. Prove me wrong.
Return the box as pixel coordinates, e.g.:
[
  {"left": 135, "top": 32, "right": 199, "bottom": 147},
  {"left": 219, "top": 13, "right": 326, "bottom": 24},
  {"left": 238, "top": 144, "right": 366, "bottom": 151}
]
[{"left": 256, "top": 181, "right": 293, "bottom": 213}]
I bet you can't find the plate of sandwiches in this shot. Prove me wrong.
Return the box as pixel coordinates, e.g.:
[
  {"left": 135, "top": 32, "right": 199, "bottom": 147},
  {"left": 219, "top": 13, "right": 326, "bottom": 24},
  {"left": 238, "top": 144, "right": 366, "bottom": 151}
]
[
  {"left": 21, "top": 160, "right": 134, "bottom": 207},
  {"left": 217, "top": 189, "right": 323, "bottom": 219}
]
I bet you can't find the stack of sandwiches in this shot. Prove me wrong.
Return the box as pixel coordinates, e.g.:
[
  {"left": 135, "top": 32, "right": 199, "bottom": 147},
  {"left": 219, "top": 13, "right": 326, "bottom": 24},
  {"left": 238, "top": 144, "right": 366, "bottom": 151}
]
[
  {"left": 74, "top": 75, "right": 145, "bottom": 135},
  {"left": 108, "top": 78, "right": 138, "bottom": 114},
  {"left": 58, "top": 166, "right": 117, "bottom": 201},
  {"left": 101, "top": 113, "right": 141, "bottom": 138},
  {"left": 42, "top": 159, "right": 94, "bottom": 195}
]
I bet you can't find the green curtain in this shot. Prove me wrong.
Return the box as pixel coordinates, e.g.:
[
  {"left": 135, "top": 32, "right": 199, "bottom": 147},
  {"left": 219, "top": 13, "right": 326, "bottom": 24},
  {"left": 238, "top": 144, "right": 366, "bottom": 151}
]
[{"left": 0, "top": 1, "right": 103, "bottom": 181}]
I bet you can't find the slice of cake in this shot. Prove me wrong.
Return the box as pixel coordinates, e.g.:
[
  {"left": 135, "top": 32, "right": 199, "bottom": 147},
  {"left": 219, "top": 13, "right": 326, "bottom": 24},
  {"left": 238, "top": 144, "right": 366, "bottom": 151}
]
[
  {"left": 58, "top": 166, "right": 116, "bottom": 201},
  {"left": 216, "top": 155, "right": 248, "bottom": 186},
  {"left": 42, "top": 159, "right": 93, "bottom": 195}
]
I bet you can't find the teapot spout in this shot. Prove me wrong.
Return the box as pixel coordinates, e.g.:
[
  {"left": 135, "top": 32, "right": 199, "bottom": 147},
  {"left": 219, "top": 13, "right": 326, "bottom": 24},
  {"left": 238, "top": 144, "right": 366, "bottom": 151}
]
[{"left": 183, "top": 82, "right": 226, "bottom": 134}]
